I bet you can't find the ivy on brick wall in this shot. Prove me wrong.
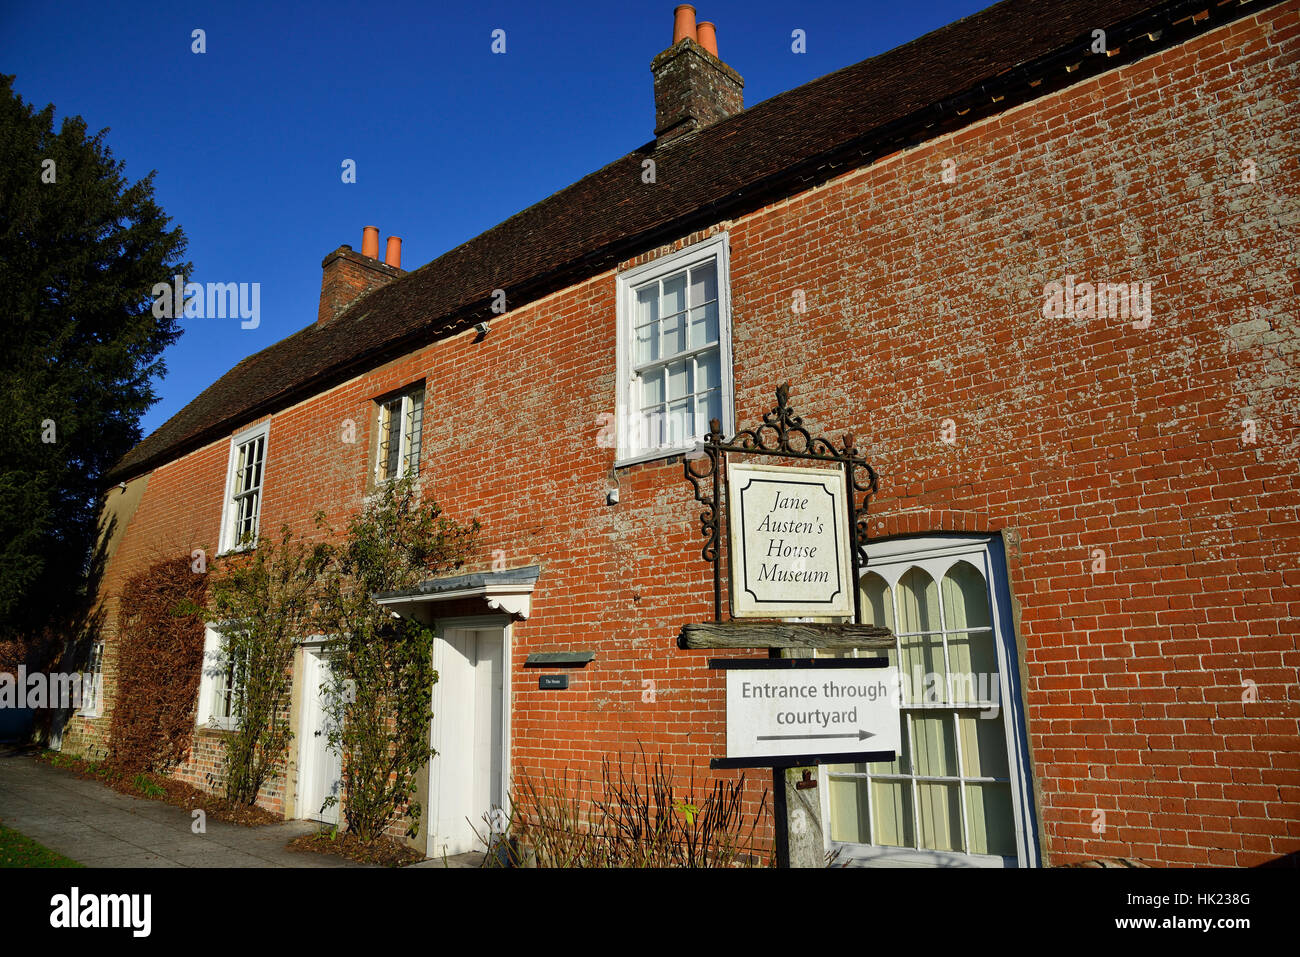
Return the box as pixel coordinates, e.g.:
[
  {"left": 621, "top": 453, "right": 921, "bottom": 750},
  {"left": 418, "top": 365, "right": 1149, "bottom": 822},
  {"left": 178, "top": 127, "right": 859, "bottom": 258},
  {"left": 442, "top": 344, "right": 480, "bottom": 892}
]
[
  {"left": 319, "top": 476, "right": 479, "bottom": 844},
  {"left": 208, "top": 524, "right": 330, "bottom": 806},
  {"left": 108, "top": 556, "right": 207, "bottom": 772}
]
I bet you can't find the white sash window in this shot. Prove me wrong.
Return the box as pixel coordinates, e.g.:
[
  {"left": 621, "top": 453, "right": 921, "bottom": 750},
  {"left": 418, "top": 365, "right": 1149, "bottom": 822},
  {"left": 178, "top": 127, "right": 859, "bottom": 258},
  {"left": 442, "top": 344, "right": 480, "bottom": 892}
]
[{"left": 615, "top": 235, "right": 734, "bottom": 465}]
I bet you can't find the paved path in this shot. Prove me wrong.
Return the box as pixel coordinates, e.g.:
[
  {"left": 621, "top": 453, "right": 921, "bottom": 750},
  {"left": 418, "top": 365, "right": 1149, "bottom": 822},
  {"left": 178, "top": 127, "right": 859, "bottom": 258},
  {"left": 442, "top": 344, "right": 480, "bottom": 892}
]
[{"left": 0, "top": 749, "right": 367, "bottom": 868}]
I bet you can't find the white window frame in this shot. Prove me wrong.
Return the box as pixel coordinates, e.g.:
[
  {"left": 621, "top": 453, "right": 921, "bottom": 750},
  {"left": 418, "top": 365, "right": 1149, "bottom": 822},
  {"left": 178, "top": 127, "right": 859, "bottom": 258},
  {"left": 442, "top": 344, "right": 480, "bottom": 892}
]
[
  {"left": 79, "top": 641, "right": 104, "bottom": 718},
  {"left": 217, "top": 420, "right": 271, "bottom": 554},
  {"left": 614, "top": 234, "right": 734, "bottom": 467},
  {"left": 820, "top": 535, "right": 1040, "bottom": 868},
  {"left": 373, "top": 386, "right": 425, "bottom": 484},
  {"left": 196, "top": 626, "right": 240, "bottom": 731}
]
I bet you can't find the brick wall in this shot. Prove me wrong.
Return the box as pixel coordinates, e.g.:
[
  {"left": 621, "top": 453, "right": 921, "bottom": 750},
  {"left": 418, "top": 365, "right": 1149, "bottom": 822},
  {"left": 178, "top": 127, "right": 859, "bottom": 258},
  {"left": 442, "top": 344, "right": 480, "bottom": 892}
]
[{"left": 77, "top": 6, "right": 1299, "bottom": 865}]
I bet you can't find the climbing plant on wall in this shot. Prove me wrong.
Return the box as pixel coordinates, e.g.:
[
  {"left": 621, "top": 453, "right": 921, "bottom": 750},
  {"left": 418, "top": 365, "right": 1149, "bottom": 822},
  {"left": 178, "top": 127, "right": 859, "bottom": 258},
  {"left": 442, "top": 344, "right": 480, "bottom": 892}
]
[
  {"left": 207, "top": 523, "right": 331, "bottom": 806},
  {"left": 317, "top": 476, "right": 479, "bottom": 844},
  {"left": 108, "top": 556, "right": 207, "bottom": 772}
]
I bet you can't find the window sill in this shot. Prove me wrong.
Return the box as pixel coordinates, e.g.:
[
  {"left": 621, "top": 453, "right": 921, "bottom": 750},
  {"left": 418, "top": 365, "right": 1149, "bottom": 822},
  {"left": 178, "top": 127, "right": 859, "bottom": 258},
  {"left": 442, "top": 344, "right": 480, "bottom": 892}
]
[
  {"left": 197, "top": 720, "right": 238, "bottom": 733},
  {"left": 829, "top": 843, "right": 1014, "bottom": 868},
  {"left": 216, "top": 541, "right": 257, "bottom": 559},
  {"left": 615, "top": 441, "right": 709, "bottom": 471},
  {"left": 363, "top": 475, "right": 422, "bottom": 503}
]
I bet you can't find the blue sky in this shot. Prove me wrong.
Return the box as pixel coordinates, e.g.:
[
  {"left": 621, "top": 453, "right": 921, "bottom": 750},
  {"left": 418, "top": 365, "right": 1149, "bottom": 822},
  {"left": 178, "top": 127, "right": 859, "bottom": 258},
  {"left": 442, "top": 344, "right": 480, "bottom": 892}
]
[{"left": 1, "top": 0, "right": 989, "bottom": 438}]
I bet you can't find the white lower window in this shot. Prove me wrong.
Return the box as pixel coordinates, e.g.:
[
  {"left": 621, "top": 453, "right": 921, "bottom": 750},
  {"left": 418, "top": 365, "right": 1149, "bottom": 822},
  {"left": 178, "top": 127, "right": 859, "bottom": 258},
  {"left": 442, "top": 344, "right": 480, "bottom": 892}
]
[
  {"left": 821, "top": 535, "right": 1038, "bottom": 867},
  {"left": 80, "top": 641, "right": 104, "bottom": 717},
  {"left": 197, "top": 627, "right": 240, "bottom": 730}
]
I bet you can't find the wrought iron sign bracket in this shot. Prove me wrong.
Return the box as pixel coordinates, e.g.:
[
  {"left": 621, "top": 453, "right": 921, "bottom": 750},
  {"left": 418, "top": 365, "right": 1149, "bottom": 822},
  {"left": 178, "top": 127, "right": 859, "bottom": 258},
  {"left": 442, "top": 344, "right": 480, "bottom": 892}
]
[{"left": 682, "top": 383, "right": 879, "bottom": 625}]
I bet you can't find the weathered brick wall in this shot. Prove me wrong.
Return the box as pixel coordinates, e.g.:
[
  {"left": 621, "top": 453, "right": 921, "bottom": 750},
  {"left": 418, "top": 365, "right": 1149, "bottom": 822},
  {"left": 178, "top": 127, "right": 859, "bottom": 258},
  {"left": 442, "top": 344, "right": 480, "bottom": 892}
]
[{"left": 82, "top": 5, "right": 1298, "bottom": 865}]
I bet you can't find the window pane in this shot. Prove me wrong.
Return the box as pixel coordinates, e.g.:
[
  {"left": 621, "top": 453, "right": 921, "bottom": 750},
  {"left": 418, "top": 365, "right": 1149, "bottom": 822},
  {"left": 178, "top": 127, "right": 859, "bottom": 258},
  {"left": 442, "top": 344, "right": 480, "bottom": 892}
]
[
  {"left": 249, "top": 437, "right": 264, "bottom": 490},
  {"left": 910, "top": 714, "right": 957, "bottom": 777},
  {"left": 965, "top": 783, "right": 1017, "bottom": 857},
  {"left": 689, "top": 301, "right": 718, "bottom": 349},
  {"left": 689, "top": 261, "right": 716, "bottom": 307},
  {"left": 828, "top": 777, "right": 870, "bottom": 844},
  {"left": 695, "top": 389, "right": 721, "bottom": 440},
  {"left": 640, "top": 407, "right": 663, "bottom": 449},
  {"left": 235, "top": 446, "right": 248, "bottom": 494},
  {"left": 238, "top": 492, "right": 259, "bottom": 540},
  {"left": 635, "top": 284, "right": 658, "bottom": 323},
  {"left": 694, "top": 350, "right": 718, "bottom": 394},
  {"left": 872, "top": 779, "right": 915, "bottom": 847},
  {"left": 943, "top": 562, "right": 997, "bottom": 703},
  {"left": 661, "top": 308, "right": 686, "bottom": 357},
  {"left": 666, "top": 399, "right": 691, "bottom": 447},
  {"left": 640, "top": 368, "right": 664, "bottom": 407},
  {"left": 665, "top": 359, "right": 690, "bottom": 401},
  {"left": 384, "top": 406, "right": 401, "bottom": 478},
  {"left": 897, "top": 568, "right": 945, "bottom": 703},
  {"left": 916, "top": 783, "right": 963, "bottom": 851},
  {"left": 635, "top": 321, "right": 658, "bottom": 365},
  {"left": 860, "top": 573, "right": 895, "bottom": 631},
  {"left": 662, "top": 270, "right": 687, "bottom": 317},
  {"left": 214, "top": 661, "right": 231, "bottom": 719},
  {"left": 405, "top": 392, "right": 424, "bottom": 475},
  {"left": 635, "top": 285, "right": 659, "bottom": 364},
  {"left": 958, "top": 713, "right": 1010, "bottom": 779}
]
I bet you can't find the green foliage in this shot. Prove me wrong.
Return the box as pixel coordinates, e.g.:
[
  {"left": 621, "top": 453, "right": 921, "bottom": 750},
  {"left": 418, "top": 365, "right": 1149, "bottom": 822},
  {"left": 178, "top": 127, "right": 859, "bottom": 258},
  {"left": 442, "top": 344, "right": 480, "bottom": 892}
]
[
  {"left": 318, "top": 476, "right": 478, "bottom": 844},
  {"left": 0, "top": 75, "right": 189, "bottom": 639},
  {"left": 207, "top": 524, "right": 331, "bottom": 805},
  {"left": 0, "top": 822, "right": 84, "bottom": 868},
  {"left": 132, "top": 772, "right": 164, "bottom": 798}
]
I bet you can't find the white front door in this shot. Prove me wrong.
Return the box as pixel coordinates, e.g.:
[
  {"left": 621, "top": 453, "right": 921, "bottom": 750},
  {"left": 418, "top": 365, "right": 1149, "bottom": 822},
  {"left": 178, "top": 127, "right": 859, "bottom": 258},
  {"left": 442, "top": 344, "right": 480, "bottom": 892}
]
[
  {"left": 297, "top": 648, "right": 342, "bottom": 826},
  {"left": 428, "top": 625, "right": 506, "bottom": 858}
]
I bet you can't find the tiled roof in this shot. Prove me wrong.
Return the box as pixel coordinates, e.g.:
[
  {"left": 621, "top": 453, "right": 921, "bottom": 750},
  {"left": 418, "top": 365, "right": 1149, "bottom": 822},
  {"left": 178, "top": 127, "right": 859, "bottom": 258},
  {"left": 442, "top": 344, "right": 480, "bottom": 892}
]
[{"left": 108, "top": 0, "right": 1221, "bottom": 481}]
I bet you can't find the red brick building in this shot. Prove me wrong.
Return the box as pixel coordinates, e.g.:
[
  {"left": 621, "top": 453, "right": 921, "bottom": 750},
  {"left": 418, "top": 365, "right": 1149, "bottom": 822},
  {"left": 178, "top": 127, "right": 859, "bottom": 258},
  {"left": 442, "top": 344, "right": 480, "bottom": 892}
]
[{"left": 62, "top": 0, "right": 1299, "bottom": 867}]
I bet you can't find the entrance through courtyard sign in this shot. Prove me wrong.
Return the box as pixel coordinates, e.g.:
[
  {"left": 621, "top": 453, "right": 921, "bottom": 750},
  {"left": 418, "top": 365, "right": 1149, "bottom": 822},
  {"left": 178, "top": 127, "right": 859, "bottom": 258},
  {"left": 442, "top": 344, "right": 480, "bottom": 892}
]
[{"left": 715, "top": 659, "right": 901, "bottom": 768}]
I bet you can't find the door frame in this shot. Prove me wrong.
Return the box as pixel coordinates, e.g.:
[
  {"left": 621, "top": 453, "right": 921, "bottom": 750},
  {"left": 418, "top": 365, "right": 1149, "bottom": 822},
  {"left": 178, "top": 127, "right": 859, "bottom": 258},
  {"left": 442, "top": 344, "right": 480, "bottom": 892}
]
[
  {"left": 426, "top": 614, "right": 513, "bottom": 859},
  {"left": 295, "top": 639, "right": 340, "bottom": 825}
]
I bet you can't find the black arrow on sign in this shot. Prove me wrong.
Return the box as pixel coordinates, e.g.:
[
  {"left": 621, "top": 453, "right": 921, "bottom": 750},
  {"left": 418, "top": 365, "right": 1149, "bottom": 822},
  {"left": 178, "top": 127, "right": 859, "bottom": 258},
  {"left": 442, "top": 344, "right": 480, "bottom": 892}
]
[{"left": 756, "top": 729, "right": 875, "bottom": 742}]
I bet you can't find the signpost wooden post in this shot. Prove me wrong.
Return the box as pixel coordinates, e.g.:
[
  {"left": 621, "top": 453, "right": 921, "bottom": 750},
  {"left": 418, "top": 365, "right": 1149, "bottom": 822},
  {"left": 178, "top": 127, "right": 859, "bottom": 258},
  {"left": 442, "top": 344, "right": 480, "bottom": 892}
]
[{"left": 678, "top": 384, "right": 895, "bottom": 868}]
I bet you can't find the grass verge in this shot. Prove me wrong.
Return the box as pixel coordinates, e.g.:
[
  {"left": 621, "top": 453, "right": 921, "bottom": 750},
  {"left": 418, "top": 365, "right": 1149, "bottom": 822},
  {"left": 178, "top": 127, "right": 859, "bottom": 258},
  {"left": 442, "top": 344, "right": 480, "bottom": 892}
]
[{"left": 0, "top": 820, "right": 83, "bottom": 868}]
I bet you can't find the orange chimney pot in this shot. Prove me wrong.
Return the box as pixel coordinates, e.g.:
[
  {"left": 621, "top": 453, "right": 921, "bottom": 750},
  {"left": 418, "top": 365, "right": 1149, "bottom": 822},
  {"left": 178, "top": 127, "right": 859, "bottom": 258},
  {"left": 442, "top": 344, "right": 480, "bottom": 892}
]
[
  {"left": 673, "top": 4, "right": 697, "bottom": 44},
  {"left": 696, "top": 21, "right": 718, "bottom": 57},
  {"left": 384, "top": 236, "right": 402, "bottom": 269},
  {"left": 361, "top": 226, "right": 380, "bottom": 259}
]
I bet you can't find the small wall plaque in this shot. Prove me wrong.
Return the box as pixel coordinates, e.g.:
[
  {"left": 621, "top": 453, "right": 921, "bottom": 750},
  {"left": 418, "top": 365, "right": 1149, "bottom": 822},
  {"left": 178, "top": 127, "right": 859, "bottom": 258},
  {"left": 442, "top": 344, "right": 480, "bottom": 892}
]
[{"left": 538, "top": 674, "right": 569, "bottom": 690}]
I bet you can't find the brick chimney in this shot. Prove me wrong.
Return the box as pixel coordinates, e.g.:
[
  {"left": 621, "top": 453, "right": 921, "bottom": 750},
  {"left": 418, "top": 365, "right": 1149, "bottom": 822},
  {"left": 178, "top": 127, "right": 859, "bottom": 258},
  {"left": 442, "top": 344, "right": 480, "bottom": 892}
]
[
  {"left": 317, "top": 227, "right": 404, "bottom": 325},
  {"left": 652, "top": 6, "right": 743, "bottom": 146}
]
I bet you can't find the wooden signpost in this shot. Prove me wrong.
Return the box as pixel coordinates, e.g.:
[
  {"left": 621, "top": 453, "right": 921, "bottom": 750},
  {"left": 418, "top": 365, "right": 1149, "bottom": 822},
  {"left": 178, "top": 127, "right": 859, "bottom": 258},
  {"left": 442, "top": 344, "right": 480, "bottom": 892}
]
[{"left": 679, "top": 384, "right": 897, "bottom": 867}]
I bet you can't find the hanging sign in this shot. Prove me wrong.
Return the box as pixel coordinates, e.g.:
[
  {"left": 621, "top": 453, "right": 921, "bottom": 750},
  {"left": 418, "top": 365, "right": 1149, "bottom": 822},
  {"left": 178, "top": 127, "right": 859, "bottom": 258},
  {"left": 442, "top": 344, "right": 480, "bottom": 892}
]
[{"left": 726, "top": 462, "right": 853, "bottom": 618}]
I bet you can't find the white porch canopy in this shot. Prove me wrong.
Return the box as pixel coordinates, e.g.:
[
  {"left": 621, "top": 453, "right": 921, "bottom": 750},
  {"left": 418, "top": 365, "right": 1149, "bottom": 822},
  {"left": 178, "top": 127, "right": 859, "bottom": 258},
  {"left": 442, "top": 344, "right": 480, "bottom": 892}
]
[{"left": 372, "top": 565, "right": 539, "bottom": 624}]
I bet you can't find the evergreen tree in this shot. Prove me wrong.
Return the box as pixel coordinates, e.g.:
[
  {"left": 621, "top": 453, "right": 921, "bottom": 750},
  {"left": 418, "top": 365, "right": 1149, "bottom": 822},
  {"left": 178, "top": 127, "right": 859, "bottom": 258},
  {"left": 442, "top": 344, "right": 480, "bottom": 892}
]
[{"left": 0, "top": 74, "right": 189, "bottom": 639}]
